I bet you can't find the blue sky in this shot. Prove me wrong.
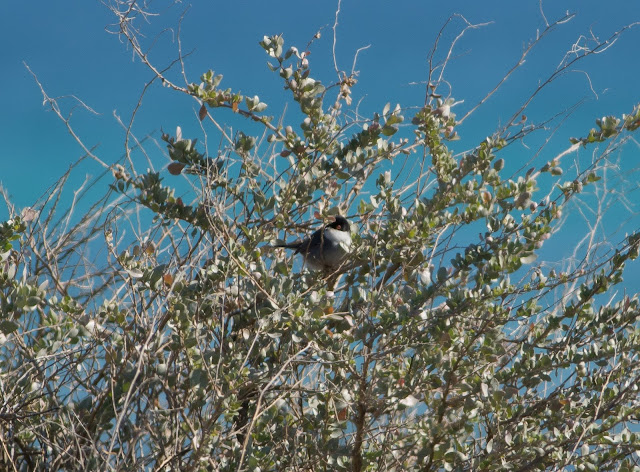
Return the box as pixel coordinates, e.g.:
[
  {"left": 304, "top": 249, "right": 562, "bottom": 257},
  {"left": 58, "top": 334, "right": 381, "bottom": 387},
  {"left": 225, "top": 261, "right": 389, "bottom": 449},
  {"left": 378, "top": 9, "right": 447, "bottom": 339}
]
[{"left": 2, "top": 0, "right": 639, "bottom": 249}]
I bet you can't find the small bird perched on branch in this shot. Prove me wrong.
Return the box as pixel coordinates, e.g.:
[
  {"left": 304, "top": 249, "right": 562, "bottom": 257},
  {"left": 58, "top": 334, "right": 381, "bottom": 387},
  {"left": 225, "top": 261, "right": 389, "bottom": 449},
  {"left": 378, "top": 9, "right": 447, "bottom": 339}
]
[{"left": 274, "top": 215, "right": 352, "bottom": 271}]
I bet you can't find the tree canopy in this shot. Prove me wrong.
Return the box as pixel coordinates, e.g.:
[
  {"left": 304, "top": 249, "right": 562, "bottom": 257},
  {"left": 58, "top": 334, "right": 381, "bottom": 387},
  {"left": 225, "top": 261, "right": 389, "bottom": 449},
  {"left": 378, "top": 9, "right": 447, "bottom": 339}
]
[{"left": 2, "top": 2, "right": 640, "bottom": 471}]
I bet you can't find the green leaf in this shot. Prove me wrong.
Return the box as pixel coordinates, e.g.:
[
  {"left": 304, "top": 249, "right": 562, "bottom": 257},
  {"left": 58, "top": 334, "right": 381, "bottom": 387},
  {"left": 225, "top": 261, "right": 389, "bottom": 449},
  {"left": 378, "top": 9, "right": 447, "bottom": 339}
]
[
  {"left": 381, "top": 125, "right": 398, "bottom": 136},
  {"left": 0, "top": 320, "right": 18, "bottom": 334}
]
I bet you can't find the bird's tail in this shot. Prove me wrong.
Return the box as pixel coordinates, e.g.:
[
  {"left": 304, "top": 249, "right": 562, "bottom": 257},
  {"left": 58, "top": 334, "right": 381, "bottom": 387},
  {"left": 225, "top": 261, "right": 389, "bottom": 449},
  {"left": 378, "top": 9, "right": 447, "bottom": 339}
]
[{"left": 273, "top": 242, "right": 301, "bottom": 250}]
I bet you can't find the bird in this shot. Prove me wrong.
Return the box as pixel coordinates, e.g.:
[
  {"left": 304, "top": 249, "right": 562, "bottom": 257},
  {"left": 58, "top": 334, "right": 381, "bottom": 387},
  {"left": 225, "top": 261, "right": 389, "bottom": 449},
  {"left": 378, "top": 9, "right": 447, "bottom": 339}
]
[{"left": 274, "top": 215, "right": 352, "bottom": 271}]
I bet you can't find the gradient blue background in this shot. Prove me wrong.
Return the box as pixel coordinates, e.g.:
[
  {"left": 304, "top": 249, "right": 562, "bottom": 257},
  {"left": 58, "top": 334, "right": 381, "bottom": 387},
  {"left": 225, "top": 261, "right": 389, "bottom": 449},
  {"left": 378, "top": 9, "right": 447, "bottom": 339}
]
[{"left": 2, "top": 1, "right": 639, "bottom": 263}]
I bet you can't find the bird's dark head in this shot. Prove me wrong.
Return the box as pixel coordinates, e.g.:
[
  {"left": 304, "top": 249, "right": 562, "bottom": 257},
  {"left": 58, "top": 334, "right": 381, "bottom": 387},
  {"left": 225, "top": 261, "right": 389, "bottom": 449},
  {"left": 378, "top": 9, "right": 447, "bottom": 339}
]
[{"left": 328, "top": 215, "right": 350, "bottom": 232}]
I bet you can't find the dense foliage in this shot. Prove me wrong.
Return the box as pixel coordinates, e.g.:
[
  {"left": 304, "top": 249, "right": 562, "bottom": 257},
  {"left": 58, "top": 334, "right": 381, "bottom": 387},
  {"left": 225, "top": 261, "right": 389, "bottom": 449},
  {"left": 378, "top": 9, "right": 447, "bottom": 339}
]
[{"left": 2, "top": 4, "right": 640, "bottom": 471}]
